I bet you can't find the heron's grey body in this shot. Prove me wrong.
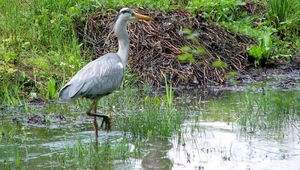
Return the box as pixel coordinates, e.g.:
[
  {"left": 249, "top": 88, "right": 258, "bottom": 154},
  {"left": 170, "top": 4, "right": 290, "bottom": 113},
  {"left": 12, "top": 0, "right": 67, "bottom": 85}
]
[
  {"left": 59, "top": 8, "right": 132, "bottom": 101},
  {"left": 59, "top": 53, "right": 124, "bottom": 101},
  {"left": 58, "top": 8, "right": 153, "bottom": 140}
]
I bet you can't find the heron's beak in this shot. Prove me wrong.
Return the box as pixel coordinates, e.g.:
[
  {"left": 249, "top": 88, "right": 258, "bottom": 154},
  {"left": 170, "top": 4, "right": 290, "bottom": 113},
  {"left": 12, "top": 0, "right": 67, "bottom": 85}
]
[{"left": 133, "top": 12, "right": 154, "bottom": 21}]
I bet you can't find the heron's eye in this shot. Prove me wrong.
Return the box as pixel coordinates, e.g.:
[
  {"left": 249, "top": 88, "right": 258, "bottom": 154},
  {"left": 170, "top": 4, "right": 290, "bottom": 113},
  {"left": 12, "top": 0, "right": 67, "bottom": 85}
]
[{"left": 120, "top": 9, "right": 133, "bottom": 15}]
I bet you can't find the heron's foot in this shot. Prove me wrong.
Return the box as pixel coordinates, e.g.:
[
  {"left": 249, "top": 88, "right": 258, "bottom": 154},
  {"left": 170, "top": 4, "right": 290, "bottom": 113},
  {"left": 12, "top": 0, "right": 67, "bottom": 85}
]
[
  {"left": 87, "top": 112, "right": 111, "bottom": 132},
  {"left": 100, "top": 115, "right": 111, "bottom": 132}
]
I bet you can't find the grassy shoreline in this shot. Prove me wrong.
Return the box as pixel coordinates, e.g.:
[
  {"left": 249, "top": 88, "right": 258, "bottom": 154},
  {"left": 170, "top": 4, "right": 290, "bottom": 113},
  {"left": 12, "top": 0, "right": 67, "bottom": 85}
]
[{"left": 1, "top": 0, "right": 299, "bottom": 105}]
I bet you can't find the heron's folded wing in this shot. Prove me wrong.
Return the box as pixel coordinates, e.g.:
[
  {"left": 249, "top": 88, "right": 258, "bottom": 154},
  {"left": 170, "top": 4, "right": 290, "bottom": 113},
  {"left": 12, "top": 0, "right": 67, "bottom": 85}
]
[{"left": 59, "top": 53, "right": 124, "bottom": 100}]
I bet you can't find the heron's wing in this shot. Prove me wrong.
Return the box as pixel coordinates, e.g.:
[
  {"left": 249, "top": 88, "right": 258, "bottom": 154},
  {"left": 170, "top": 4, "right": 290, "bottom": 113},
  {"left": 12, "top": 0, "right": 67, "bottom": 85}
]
[{"left": 59, "top": 53, "right": 125, "bottom": 101}]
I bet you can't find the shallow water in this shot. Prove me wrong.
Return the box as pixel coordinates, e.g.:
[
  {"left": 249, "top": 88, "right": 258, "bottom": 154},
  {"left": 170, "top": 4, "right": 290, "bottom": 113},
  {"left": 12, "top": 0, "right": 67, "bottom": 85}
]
[
  {"left": 170, "top": 122, "right": 300, "bottom": 170},
  {"left": 0, "top": 90, "right": 300, "bottom": 170}
]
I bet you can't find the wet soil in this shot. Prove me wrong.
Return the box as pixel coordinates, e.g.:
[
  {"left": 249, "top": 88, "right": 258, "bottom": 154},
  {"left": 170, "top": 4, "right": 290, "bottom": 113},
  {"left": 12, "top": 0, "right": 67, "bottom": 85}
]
[
  {"left": 236, "top": 66, "right": 300, "bottom": 89},
  {"left": 10, "top": 114, "right": 66, "bottom": 126}
]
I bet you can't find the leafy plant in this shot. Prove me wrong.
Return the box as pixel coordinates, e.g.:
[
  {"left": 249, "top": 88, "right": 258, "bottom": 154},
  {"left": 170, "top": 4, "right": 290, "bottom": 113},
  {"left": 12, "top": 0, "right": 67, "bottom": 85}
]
[
  {"left": 47, "top": 77, "right": 56, "bottom": 100},
  {"left": 247, "top": 30, "right": 273, "bottom": 67},
  {"left": 213, "top": 60, "right": 227, "bottom": 69},
  {"left": 179, "top": 28, "right": 206, "bottom": 62},
  {"left": 123, "top": 71, "right": 140, "bottom": 88}
]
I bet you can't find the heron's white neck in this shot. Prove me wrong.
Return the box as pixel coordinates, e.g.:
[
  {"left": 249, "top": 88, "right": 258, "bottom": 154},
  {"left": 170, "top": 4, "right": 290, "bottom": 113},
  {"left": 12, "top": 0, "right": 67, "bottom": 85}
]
[{"left": 114, "top": 20, "right": 130, "bottom": 68}]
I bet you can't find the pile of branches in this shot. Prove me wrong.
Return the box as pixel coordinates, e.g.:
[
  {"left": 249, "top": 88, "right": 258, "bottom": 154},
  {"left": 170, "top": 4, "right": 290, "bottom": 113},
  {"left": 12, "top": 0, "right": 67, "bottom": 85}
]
[{"left": 76, "top": 8, "right": 254, "bottom": 88}]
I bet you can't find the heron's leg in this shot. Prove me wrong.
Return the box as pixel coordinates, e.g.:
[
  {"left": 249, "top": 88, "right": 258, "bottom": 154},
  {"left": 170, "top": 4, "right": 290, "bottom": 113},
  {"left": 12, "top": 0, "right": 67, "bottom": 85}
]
[
  {"left": 94, "top": 100, "right": 98, "bottom": 113},
  {"left": 93, "top": 117, "right": 98, "bottom": 139},
  {"left": 86, "top": 100, "right": 99, "bottom": 139},
  {"left": 86, "top": 99, "right": 111, "bottom": 132},
  {"left": 86, "top": 99, "right": 98, "bottom": 114},
  {"left": 93, "top": 101, "right": 99, "bottom": 139}
]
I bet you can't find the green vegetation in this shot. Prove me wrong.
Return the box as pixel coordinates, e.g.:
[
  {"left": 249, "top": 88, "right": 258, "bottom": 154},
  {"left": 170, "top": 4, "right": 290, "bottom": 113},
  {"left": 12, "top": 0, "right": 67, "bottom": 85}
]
[
  {"left": 164, "top": 75, "right": 174, "bottom": 107},
  {"left": 247, "top": 30, "right": 273, "bottom": 67},
  {"left": 218, "top": 0, "right": 300, "bottom": 66},
  {"left": 1, "top": 0, "right": 86, "bottom": 105},
  {"left": 55, "top": 138, "right": 132, "bottom": 169},
  {"left": 1, "top": 0, "right": 299, "bottom": 104},
  {"left": 268, "top": 0, "right": 299, "bottom": 29},
  {"left": 179, "top": 28, "right": 206, "bottom": 63},
  {"left": 1, "top": 1, "right": 299, "bottom": 167},
  {"left": 237, "top": 88, "right": 300, "bottom": 136}
]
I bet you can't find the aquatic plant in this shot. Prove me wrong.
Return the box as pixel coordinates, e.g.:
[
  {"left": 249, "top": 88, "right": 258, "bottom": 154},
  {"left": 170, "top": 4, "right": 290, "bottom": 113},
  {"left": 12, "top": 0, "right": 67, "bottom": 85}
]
[
  {"left": 118, "top": 99, "right": 183, "bottom": 138},
  {"left": 237, "top": 88, "right": 300, "bottom": 136},
  {"left": 13, "top": 144, "right": 21, "bottom": 168},
  {"left": 164, "top": 75, "right": 174, "bottom": 107},
  {"left": 72, "top": 86, "right": 180, "bottom": 139},
  {"left": 55, "top": 137, "right": 131, "bottom": 169}
]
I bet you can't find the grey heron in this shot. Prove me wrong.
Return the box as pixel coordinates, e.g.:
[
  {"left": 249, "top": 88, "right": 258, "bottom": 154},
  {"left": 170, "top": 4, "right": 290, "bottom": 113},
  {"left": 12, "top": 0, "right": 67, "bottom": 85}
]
[{"left": 59, "top": 8, "right": 153, "bottom": 139}]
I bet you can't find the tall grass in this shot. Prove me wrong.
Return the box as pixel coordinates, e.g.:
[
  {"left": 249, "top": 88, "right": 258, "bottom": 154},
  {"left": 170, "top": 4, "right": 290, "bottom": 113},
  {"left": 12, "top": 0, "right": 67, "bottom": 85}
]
[
  {"left": 0, "top": 0, "right": 86, "bottom": 105},
  {"left": 164, "top": 75, "right": 174, "bottom": 107},
  {"left": 237, "top": 89, "right": 300, "bottom": 136},
  {"left": 1, "top": 0, "right": 300, "bottom": 105},
  {"left": 267, "top": 0, "right": 300, "bottom": 56},
  {"left": 268, "top": 0, "right": 299, "bottom": 28},
  {"left": 114, "top": 88, "right": 183, "bottom": 138}
]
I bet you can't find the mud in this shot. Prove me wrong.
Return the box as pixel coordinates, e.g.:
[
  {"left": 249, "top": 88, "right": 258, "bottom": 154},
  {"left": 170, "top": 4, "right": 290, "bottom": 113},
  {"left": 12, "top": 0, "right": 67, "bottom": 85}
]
[{"left": 10, "top": 114, "right": 66, "bottom": 125}]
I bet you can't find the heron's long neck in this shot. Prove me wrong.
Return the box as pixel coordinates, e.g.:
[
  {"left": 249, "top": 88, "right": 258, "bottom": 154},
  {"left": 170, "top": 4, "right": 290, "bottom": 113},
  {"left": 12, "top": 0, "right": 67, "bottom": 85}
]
[{"left": 115, "top": 22, "right": 130, "bottom": 68}]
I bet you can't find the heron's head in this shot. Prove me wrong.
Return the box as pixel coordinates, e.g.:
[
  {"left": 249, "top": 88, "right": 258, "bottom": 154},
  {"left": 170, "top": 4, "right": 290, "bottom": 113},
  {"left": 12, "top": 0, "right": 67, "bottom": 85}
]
[{"left": 113, "top": 8, "right": 153, "bottom": 25}]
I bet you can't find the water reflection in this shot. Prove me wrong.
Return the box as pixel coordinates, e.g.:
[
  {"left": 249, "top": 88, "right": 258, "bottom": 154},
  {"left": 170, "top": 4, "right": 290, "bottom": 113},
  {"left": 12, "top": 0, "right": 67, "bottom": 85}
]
[
  {"left": 140, "top": 138, "right": 172, "bottom": 170},
  {"left": 169, "top": 121, "right": 300, "bottom": 170}
]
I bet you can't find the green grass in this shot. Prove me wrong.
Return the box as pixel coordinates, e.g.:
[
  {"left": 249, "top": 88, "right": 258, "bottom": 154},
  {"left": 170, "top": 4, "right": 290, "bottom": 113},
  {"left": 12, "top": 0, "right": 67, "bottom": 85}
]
[
  {"left": 55, "top": 138, "right": 131, "bottom": 169},
  {"left": 118, "top": 101, "right": 183, "bottom": 138},
  {"left": 236, "top": 88, "right": 300, "bottom": 137},
  {"left": 0, "top": 0, "right": 86, "bottom": 105},
  {"left": 268, "top": 0, "right": 300, "bottom": 28},
  {"left": 1, "top": 0, "right": 300, "bottom": 106}
]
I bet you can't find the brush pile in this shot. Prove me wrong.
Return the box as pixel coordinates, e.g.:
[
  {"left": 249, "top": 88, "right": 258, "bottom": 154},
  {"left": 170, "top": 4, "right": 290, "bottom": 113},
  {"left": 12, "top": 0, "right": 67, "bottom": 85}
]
[{"left": 76, "top": 8, "right": 254, "bottom": 88}]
